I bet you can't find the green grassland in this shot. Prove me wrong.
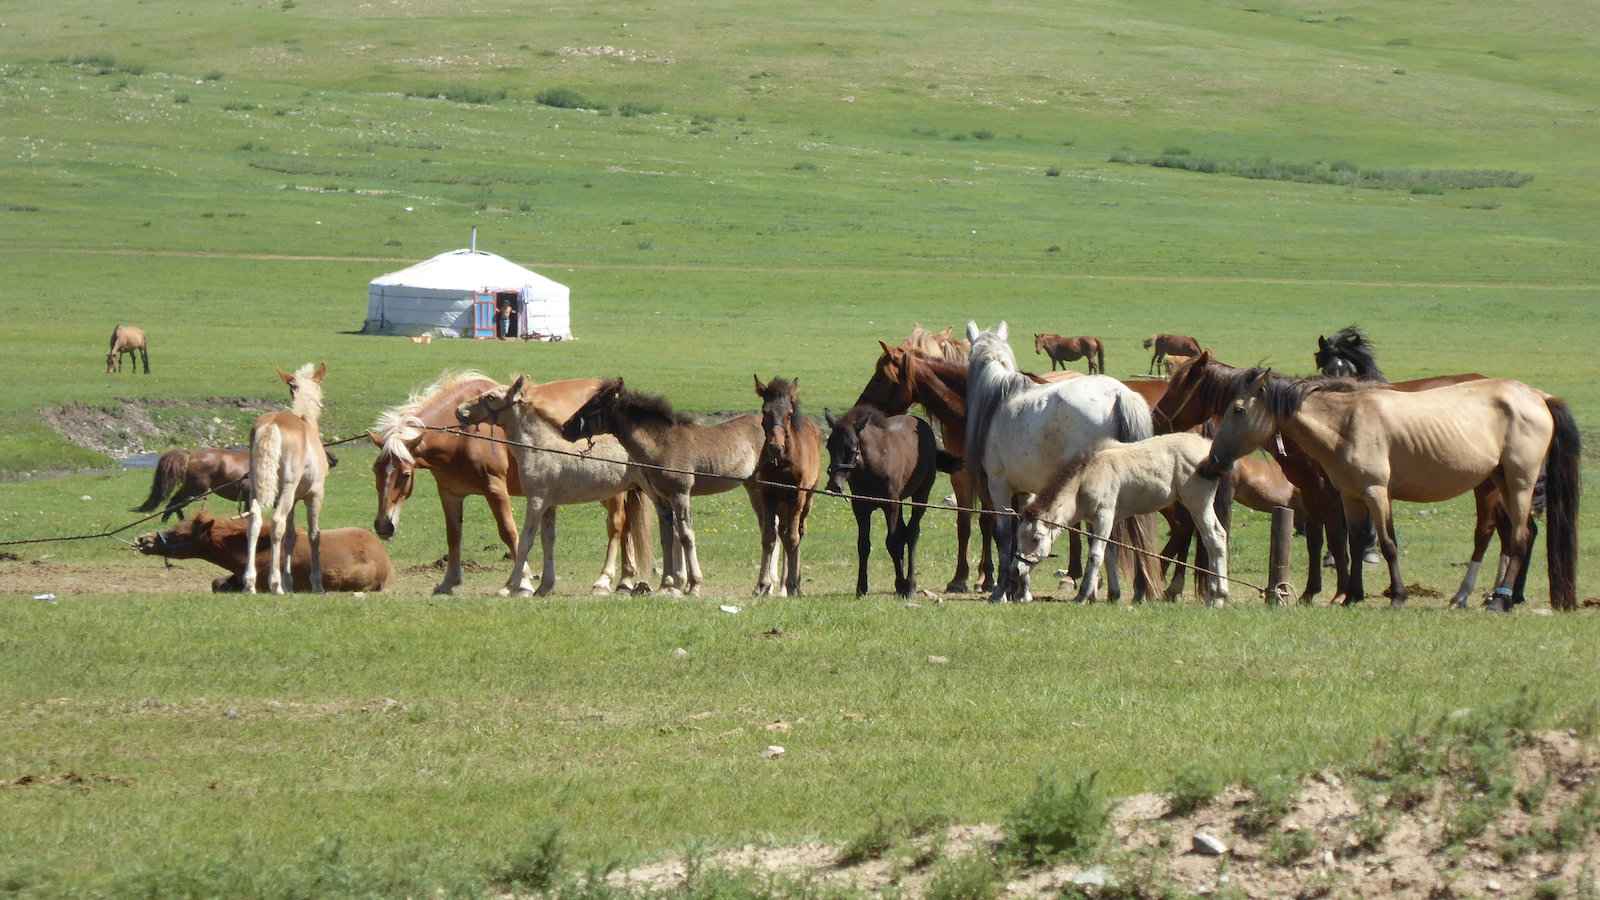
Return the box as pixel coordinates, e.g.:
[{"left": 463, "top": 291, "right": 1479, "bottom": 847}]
[{"left": 3, "top": 0, "right": 1600, "bottom": 893}]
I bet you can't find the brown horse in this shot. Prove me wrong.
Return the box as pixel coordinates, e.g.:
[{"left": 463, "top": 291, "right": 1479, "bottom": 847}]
[
  {"left": 1208, "top": 370, "right": 1580, "bottom": 610},
  {"left": 243, "top": 363, "right": 329, "bottom": 594},
  {"left": 1143, "top": 333, "right": 1201, "bottom": 375},
  {"left": 137, "top": 510, "right": 390, "bottom": 593},
  {"left": 135, "top": 448, "right": 251, "bottom": 521},
  {"left": 824, "top": 405, "right": 960, "bottom": 597},
  {"left": 1034, "top": 333, "right": 1105, "bottom": 374},
  {"left": 371, "top": 372, "right": 650, "bottom": 596},
  {"left": 106, "top": 324, "right": 149, "bottom": 374},
  {"left": 752, "top": 376, "right": 822, "bottom": 596},
  {"left": 558, "top": 379, "right": 766, "bottom": 596}
]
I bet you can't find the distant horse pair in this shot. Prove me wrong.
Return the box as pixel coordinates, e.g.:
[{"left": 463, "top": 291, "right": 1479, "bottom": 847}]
[
  {"left": 1034, "top": 333, "right": 1105, "bottom": 374},
  {"left": 106, "top": 324, "right": 150, "bottom": 374}
]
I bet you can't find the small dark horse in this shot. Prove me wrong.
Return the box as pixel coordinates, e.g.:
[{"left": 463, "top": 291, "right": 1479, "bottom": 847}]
[
  {"left": 753, "top": 376, "right": 822, "bottom": 597},
  {"left": 1034, "top": 333, "right": 1105, "bottom": 374},
  {"left": 824, "top": 405, "right": 960, "bottom": 597},
  {"left": 1143, "top": 333, "right": 1201, "bottom": 375},
  {"left": 135, "top": 448, "right": 252, "bottom": 520}
]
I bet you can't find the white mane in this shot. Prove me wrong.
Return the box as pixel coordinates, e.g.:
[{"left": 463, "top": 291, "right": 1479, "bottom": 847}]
[
  {"left": 963, "top": 321, "right": 1031, "bottom": 486},
  {"left": 372, "top": 370, "right": 492, "bottom": 462},
  {"left": 289, "top": 362, "right": 325, "bottom": 421}
]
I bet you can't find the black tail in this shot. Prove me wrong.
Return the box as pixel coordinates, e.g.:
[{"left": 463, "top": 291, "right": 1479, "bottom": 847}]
[
  {"left": 1544, "top": 398, "right": 1580, "bottom": 611},
  {"left": 134, "top": 450, "right": 188, "bottom": 512},
  {"left": 935, "top": 449, "right": 963, "bottom": 474},
  {"left": 1096, "top": 343, "right": 1106, "bottom": 374}
]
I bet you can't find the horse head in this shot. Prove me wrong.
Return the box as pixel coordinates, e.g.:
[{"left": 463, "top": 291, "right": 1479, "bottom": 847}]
[
  {"left": 854, "top": 341, "right": 915, "bottom": 413},
  {"left": 559, "top": 378, "right": 622, "bottom": 442},
  {"left": 755, "top": 375, "right": 801, "bottom": 462},
  {"left": 822, "top": 407, "right": 860, "bottom": 494},
  {"left": 370, "top": 417, "right": 424, "bottom": 540},
  {"left": 456, "top": 376, "right": 525, "bottom": 429},
  {"left": 135, "top": 510, "right": 213, "bottom": 558},
  {"left": 1207, "top": 368, "right": 1278, "bottom": 475},
  {"left": 1150, "top": 349, "right": 1215, "bottom": 434}
]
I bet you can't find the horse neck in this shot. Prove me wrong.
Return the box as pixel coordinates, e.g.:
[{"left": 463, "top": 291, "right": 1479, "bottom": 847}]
[
  {"left": 1273, "top": 392, "right": 1346, "bottom": 469},
  {"left": 909, "top": 359, "right": 968, "bottom": 424},
  {"left": 291, "top": 390, "right": 324, "bottom": 426},
  {"left": 605, "top": 406, "right": 673, "bottom": 462}
]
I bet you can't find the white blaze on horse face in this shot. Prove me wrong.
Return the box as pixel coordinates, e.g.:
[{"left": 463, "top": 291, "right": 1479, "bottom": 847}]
[{"left": 1014, "top": 516, "right": 1056, "bottom": 567}]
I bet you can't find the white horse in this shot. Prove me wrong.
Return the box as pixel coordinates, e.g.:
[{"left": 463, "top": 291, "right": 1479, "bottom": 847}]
[
  {"left": 964, "top": 321, "right": 1163, "bottom": 603},
  {"left": 1015, "top": 432, "right": 1230, "bottom": 606}
]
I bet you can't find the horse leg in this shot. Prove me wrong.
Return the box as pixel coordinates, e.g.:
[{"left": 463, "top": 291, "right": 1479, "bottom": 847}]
[
  {"left": 530, "top": 505, "right": 559, "bottom": 596},
  {"left": 1340, "top": 495, "right": 1370, "bottom": 606},
  {"left": 904, "top": 483, "right": 931, "bottom": 597},
  {"left": 1451, "top": 483, "right": 1498, "bottom": 609},
  {"left": 1486, "top": 473, "right": 1536, "bottom": 612},
  {"left": 755, "top": 498, "right": 779, "bottom": 597},
  {"left": 1077, "top": 510, "right": 1115, "bottom": 603},
  {"left": 592, "top": 495, "right": 625, "bottom": 595},
  {"left": 1189, "top": 492, "right": 1229, "bottom": 608},
  {"left": 1359, "top": 488, "right": 1406, "bottom": 607},
  {"left": 853, "top": 501, "right": 873, "bottom": 597},
  {"left": 886, "top": 501, "right": 909, "bottom": 597},
  {"left": 1321, "top": 487, "right": 1351, "bottom": 604},
  {"left": 946, "top": 471, "right": 972, "bottom": 593},
  {"left": 654, "top": 500, "right": 679, "bottom": 592},
  {"left": 1068, "top": 530, "right": 1083, "bottom": 581},
  {"left": 1160, "top": 506, "right": 1193, "bottom": 601},
  {"left": 1300, "top": 511, "right": 1324, "bottom": 604},
  {"left": 986, "top": 492, "right": 1014, "bottom": 604},
  {"left": 433, "top": 492, "right": 468, "bottom": 595},
  {"left": 502, "top": 497, "right": 542, "bottom": 597},
  {"left": 304, "top": 490, "right": 324, "bottom": 593},
  {"left": 140, "top": 346, "right": 149, "bottom": 374},
  {"left": 666, "top": 494, "right": 706, "bottom": 596},
  {"left": 242, "top": 499, "right": 265, "bottom": 594},
  {"left": 781, "top": 499, "right": 804, "bottom": 597},
  {"left": 267, "top": 489, "right": 296, "bottom": 595},
  {"left": 1511, "top": 517, "right": 1536, "bottom": 606}
]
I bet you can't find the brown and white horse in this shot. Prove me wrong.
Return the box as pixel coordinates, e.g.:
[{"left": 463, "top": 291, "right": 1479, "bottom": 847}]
[
  {"left": 106, "top": 324, "right": 150, "bottom": 374},
  {"left": 370, "top": 372, "right": 650, "bottom": 596},
  {"left": 243, "top": 363, "right": 329, "bottom": 594},
  {"left": 752, "top": 376, "right": 822, "bottom": 597},
  {"left": 1034, "top": 333, "right": 1105, "bottom": 374}
]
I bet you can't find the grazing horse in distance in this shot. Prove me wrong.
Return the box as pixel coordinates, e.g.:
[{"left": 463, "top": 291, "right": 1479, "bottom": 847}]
[
  {"left": 1208, "top": 370, "right": 1580, "bottom": 610},
  {"left": 135, "top": 448, "right": 251, "bottom": 521},
  {"left": 558, "top": 379, "right": 766, "bottom": 596},
  {"left": 243, "top": 363, "right": 329, "bottom": 594},
  {"left": 371, "top": 371, "right": 650, "bottom": 596},
  {"left": 107, "top": 324, "right": 150, "bottom": 374},
  {"left": 1143, "top": 333, "right": 1201, "bottom": 375},
  {"left": 137, "top": 510, "right": 390, "bottom": 593},
  {"left": 752, "top": 376, "right": 822, "bottom": 597},
  {"left": 826, "top": 405, "right": 962, "bottom": 598},
  {"left": 1035, "top": 333, "right": 1105, "bottom": 374},
  {"left": 1018, "top": 431, "right": 1231, "bottom": 605},
  {"left": 966, "top": 320, "right": 1163, "bottom": 603}
]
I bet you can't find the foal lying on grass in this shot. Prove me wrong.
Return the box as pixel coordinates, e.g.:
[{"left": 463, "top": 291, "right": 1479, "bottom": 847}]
[
  {"left": 1015, "top": 432, "right": 1230, "bottom": 606},
  {"left": 137, "top": 510, "right": 391, "bottom": 593}
]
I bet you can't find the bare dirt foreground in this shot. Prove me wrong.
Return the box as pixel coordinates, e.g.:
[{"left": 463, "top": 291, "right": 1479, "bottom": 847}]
[{"left": 601, "top": 732, "right": 1598, "bottom": 899}]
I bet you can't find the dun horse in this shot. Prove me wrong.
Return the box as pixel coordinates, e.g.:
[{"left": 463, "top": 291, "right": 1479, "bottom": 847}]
[
  {"left": 371, "top": 372, "right": 650, "bottom": 595},
  {"left": 1207, "top": 370, "right": 1580, "bottom": 610},
  {"left": 243, "top": 363, "right": 329, "bottom": 594},
  {"left": 135, "top": 448, "right": 251, "bottom": 521},
  {"left": 137, "top": 510, "right": 390, "bottom": 593},
  {"left": 752, "top": 377, "right": 822, "bottom": 596},
  {"left": 106, "top": 324, "right": 150, "bottom": 374},
  {"left": 1017, "top": 430, "right": 1230, "bottom": 605},
  {"left": 1034, "top": 333, "right": 1105, "bottom": 373},
  {"left": 1143, "top": 333, "right": 1201, "bottom": 375},
  {"left": 560, "top": 379, "right": 766, "bottom": 596}
]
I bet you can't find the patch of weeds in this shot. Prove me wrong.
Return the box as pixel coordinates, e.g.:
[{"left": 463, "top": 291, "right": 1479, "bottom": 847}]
[
  {"left": 1385, "top": 37, "right": 1411, "bottom": 46},
  {"left": 971, "top": 129, "right": 994, "bottom": 140},
  {"left": 1267, "top": 830, "right": 1316, "bottom": 866},
  {"left": 1445, "top": 795, "right": 1504, "bottom": 845},
  {"left": 1161, "top": 146, "right": 1190, "bottom": 156},
  {"left": 618, "top": 101, "right": 661, "bottom": 117},
  {"left": 1237, "top": 772, "right": 1296, "bottom": 836},
  {"left": 1165, "top": 765, "right": 1222, "bottom": 816},
  {"left": 1519, "top": 774, "right": 1553, "bottom": 814},
  {"left": 1001, "top": 771, "right": 1107, "bottom": 865},
  {"left": 490, "top": 825, "right": 564, "bottom": 893},
  {"left": 174, "top": 93, "right": 190, "bottom": 104},
  {"left": 911, "top": 126, "right": 940, "bottom": 137},
  {"left": 236, "top": 141, "right": 261, "bottom": 152},
  {"left": 109, "top": 78, "right": 128, "bottom": 91},
  {"left": 949, "top": 133, "right": 968, "bottom": 142},
  {"left": 1536, "top": 785, "right": 1600, "bottom": 852},
  {"left": 1498, "top": 831, "right": 1538, "bottom": 865},
  {"left": 1462, "top": 201, "right": 1500, "bottom": 210},
  {"left": 1534, "top": 880, "right": 1566, "bottom": 900},
  {"left": 1349, "top": 808, "right": 1390, "bottom": 854},
  {"left": 1046, "top": 245, "right": 1060, "bottom": 253},
  {"left": 5, "top": 204, "right": 41, "bottom": 212},
  {"left": 200, "top": 212, "right": 215, "bottom": 219},
  {"left": 384, "top": 239, "right": 402, "bottom": 247},
  {"left": 1569, "top": 700, "right": 1600, "bottom": 740},
  {"left": 202, "top": 70, "right": 223, "bottom": 81},
  {"left": 837, "top": 813, "right": 898, "bottom": 866},
  {"left": 925, "top": 852, "right": 1002, "bottom": 900},
  {"left": 1045, "top": 166, "right": 1061, "bottom": 177},
  {"left": 537, "top": 87, "right": 602, "bottom": 109},
  {"left": 281, "top": 0, "right": 296, "bottom": 8},
  {"left": 222, "top": 101, "right": 258, "bottom": 112},
  {"left": 792, "top": 161, "right": 817, "bottom": 171},
  {"left": 1410, "top": 185, "right": 1443, "bottom": 196},
  {"left": 518, "top": 200, "right": 533, "bottom": 212},
  {"left": 636, "top": 240, "right": 653, "bottom": 251},
  {"left": 1108, "top": 150, "right": 1532, "bottom": 192}
]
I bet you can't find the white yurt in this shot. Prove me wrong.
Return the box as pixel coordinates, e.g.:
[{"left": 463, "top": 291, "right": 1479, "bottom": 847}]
[{"left": 363, "top": 232, "right": 572, "bottom": 340}]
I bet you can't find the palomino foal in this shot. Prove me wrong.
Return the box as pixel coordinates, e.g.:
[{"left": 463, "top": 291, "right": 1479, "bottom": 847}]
[{"left": 243, "top": 363, "right": 329, "bottom": 594}]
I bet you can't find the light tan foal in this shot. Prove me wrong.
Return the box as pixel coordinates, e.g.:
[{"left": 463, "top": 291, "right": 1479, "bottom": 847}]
[{"left": 243, "top": 362, "right": 330, "bottom": 594}]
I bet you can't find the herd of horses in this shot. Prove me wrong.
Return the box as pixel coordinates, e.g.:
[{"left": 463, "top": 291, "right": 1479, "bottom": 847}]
[{"left": 133, "top": 323, "right": 1581, "bottom": 612}]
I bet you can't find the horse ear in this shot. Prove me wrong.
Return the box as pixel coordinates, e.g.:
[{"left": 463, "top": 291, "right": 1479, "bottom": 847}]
[
  {"left": 789, "top": 377, "right": 799, "bottom": 394},
  {"left": 312, "top": 362, "right": 327, "bottom": 383},
  {"left": 1248, "top": 369, "right": 1273, "bottom": 393},
  {"left": 276, "top": 367, "right": 294, "bottom": 385},
  {"left": 877, "top": 340, "right": 893, "bottom": 356},
  {"left": 965, "top": 321, "right": 980, "bottom": 342},
  {"left": 824, "top": 408, "right": 837, "bottom": 429},
  {"left": 996, "top": 320, "right": 1009, "bottom": 341},
  {"left": 507, "top": 374, "right": 527, "bottom": 402},
  {"left": 1317, "top": 335, "right": 1328, "bottom": 350},
  {"left": 752, "top": 374, "right": 766, "bottom": 396}
]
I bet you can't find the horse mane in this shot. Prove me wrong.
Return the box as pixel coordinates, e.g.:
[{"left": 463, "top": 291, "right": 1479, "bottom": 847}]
[
  {"left": 901, "top": 323, "right": 970, "bottom": 364},
  {"left": 1179, "top": 356, "right": 1368, "bottom": 419},
  {"left": 372, "top": 370, "right": 493, "bottom": 462},
  {"left": 610, "top": 381, "right": 694, "bottom": 427},
  {"left": 837, "top": 404, "right": 887, "bottom": 431},
  {"left": 1028, "top": 451, "right": 1095, "bottom": 519},
  {"left": 1257, "top": 369, "right": 1371, "bottom": 418},
  {"left": 965, "top": 328, "right": 1032, "bottom": 483},
  {"left": 1321, "top": 325, "right": 1387, "bottom": 382},
  {"left": 289, "top": 362, "right": 325, "bottom": 420}
]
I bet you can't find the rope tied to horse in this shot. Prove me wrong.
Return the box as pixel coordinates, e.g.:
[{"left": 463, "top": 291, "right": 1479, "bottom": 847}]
[
  {"left": 419, "top": 425, "right": 1270, "bottom": 599},
  {"left": 0, "top": 430, "right": 373, "bottom": 548}
]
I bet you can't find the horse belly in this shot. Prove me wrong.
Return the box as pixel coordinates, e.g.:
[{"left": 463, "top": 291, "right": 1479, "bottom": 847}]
[{"left": 1386, "top": 440, "right": 1497, "bottom": 503}]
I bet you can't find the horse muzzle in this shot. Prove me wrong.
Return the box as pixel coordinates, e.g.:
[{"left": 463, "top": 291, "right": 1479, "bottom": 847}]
[{"left": 374, "top": 516, "right": 397, "bottom": 540}]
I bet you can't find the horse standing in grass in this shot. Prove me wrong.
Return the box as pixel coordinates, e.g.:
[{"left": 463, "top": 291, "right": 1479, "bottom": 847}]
[
  {"left": 1017, "top": 431, "right": 1230, "bottom": 605},
  {"left": 371, "top": 372, "right": 650, "bottom": 596},
  {"left": 106, "top": 324, "right": 149, "bottom": 374},
  {"left": 966, "top": 320, "right": 1163, "bottom": 603},
  {"left": 560, "top": 379, "right": 766, "bottom": 596},
  {"left": 1143, "top": 333, "right": 1201, "bottom": 375},
  {"left": 135, "top": 448, "right": 251, "bottom": 521},
  {"left": 1207, "top": 370, "right": 1580, "bottom": 610},
  {"left": 752, "top": 376, "right": 822, "bottom": 597},
  {"left": 1035, "top": 333, "right": 1105, "bottom": 374},
  {"left": 243, "top": 363, "right": 329, "bottom": 594},
  {"left": 824, "top": 405, "right": 960, "bottom": 597}
]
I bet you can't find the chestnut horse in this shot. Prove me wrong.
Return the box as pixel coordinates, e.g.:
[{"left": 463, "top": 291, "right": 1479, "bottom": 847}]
[
  {"left": 1208, "top": 370, "right": 1580, "bottom": 610},
  {"left": 106, "top": 324, "right": 149, "bottom": 374},
  {"left": 137, "top": 510, "right": 390, "bottom": 593},
  {"left": 135, "top": 448, "right": 251, "bottom": 521},
  {"left": 371, "top": 372, "right": 649, "bottom": 596},
  {"left": 1143, "top": 333, "right": 1201, "bottom": 375},
  {"left": 1034, "top": 333, "right": 1105, "bottom": 374},
  {"left": 243, "top": 363, "right": 329, "bottom": 594},
  {"left": 752, "top": 376, "right": 822, "bottom": 596}
]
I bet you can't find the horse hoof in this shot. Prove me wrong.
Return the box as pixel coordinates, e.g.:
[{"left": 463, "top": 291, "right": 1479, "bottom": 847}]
[
  {"left": 591, "top": 585, "right": 613, "bottom": 596},
  {"left": 663, "top": 587, "right": 684, "bottom": 598},
  {"left": 431, "top": 584, "right": 459, "bottom": 596},
  {"left": 534, "top": 583, "right": 555, "bottom": 597},
  {"left": 943, "top": 579, "right": 969, "bottom": 594},
  {"left": 630, "top": 583, "right": 654, "bottom": 596}
]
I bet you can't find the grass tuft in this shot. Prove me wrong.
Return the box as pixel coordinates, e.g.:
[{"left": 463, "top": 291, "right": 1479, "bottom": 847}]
[
  {"left": 537, "top": 87, "right": 603, "bottom": 110},
  {"left": 490, "top": 825, "right": 565, "bottom": 893},
  {"left": 1002, "top": 771, "right": 1108, "bottom": 865},
  {"left": 1165, "top": 765, "right": 1222, "bottom": 816},
  {"left": 926, "top": 852, "right": 1003, "bottom": 900},
  {"left": 1237, "top": 772, "right": 1296, "bottom": 836}
]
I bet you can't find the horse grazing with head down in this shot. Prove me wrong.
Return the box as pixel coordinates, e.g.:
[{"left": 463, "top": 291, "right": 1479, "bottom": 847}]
[
  {"left": 137, "top": 510, "right": 390, "bottom": 593},
  {"left": 106, "top": 324, "right": 149, "bottom": 374},
  {"left": 752, "top": 376, "right": 822, "bottom": 597},
  {"left": 1035, "top": 333, "right": 1105, "bottom": 374},
  {"left": 243, "top": 363, "right": 329, "bottom": 594},
  {"left": 371, "top": 372, "right": 650, "bottom": 596},
  {"left": 558, "top": 379, "right": 765, "bottom": 596},
  {"left": 1142, "top": 333, "right": 1201, "bottom": 375}
]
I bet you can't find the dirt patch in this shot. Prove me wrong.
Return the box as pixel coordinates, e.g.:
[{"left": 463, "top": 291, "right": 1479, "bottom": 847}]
[
  {"left": 40, "top": 397, "right": 274, "bottom": 459},
  {"left": 6, "top": 771, "right": 133, "bottom": 790},
  {"left": 604, "top": 732, "right": 1600, "bottom": 898}
]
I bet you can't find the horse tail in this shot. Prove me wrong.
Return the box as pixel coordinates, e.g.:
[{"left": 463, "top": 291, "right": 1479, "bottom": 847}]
[
  {"left": 1113, "top": 512, "right": 1165, "bottom": 600},
  {"left": 250, "top": 423, "right": 283, "bottom": 517},
  {"left": 1113, "top": 389, "right": 1155, "bottom": 444},
  {"left": 935, "top": 449, "right": 963, "bottom": 474},
  {"left": 135, "top": 450, "right": 189, "bottom": 512},
  {"left": 1096, "top": 342, "right": 1105, "bottom": 373},
  {"left": 1543, "top": 397, "right": 1581, "bottom": 611},
  {"left": 623, "top": 487, "right": 654, "bottom": 584}
]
